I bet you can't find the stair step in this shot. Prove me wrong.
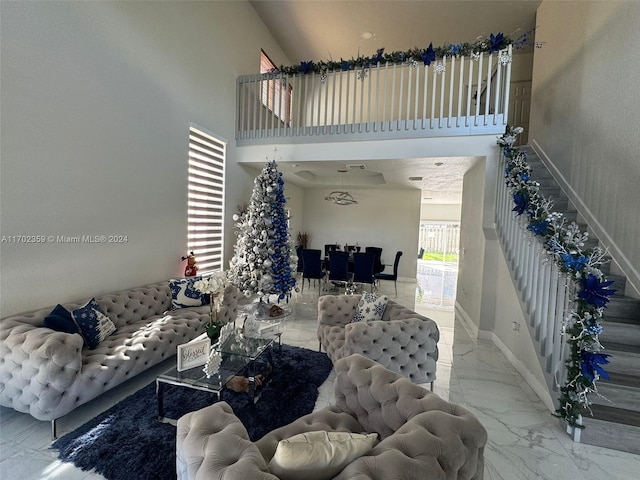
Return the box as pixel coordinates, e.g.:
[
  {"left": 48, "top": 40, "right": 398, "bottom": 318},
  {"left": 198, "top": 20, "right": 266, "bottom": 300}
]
[
  {"left": 537, "top": 186, "right": 562, "bottom": 196},
  {"left": 594, "top": 376, "right": 640, "bottom": 411},
  {"left": 600, "top": 343, "right": 640, "bottom": 374},
  {"left": 562, "top": 210, "right": 577, "bottom": 221},
  {"left": 606, "top": 296, "right": 640, "bottom": 318},
  {"left": 548, "top": 196, "right": 569, "bottom": 210},
  {"left": 608, "top": 371, "right": 640, "bottom": 389},
  {"left": 600, "top": 316, "right": 640, "bottom": 346},
  {"left": 589, "top": 404, "right": 640, "bottom": 427},
  {"left": 580, "top": 405, "right": 640, "bottom": 455},
  {"left": 604, "top": 314, "right": 640, "bottom": 327},
  {"left": 606, "top": 274, "right": 627, "bottom": 296},
  {"left": 599, "top": 257, "right": 612, "bottom": 275}
]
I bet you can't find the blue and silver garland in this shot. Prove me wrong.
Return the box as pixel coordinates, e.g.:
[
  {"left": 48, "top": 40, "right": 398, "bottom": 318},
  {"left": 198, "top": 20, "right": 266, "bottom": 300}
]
[
  {"left": 498, "top": 127, "right": 615, "bottom": 428},
  {"left": 268, "top": 30, "right": 540, "bottom": 76}
]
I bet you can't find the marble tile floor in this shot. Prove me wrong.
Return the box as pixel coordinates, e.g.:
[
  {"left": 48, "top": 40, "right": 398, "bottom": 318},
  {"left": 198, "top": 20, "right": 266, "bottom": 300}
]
[{"left": 1, "top": 279, "right": 638, "bottom": 479}]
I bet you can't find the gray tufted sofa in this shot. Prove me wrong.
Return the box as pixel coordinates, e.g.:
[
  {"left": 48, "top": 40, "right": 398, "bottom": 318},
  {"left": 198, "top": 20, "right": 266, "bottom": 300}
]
[
  {"left": 176, "top": 353, "right": 487, "bottom": 480},
  {"left": 317, "top": 294, "right": 439, "bottom": 384},
  {"left": 0, "top": 281, "right": 240, "bottom": 436}
]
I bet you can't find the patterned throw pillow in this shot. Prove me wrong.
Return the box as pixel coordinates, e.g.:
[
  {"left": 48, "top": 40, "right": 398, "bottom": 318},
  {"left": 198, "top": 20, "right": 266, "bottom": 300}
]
[
  {"left": 43, "top": 304, "right": 80, "bottom": 334},
  {"left": 169, "top": 277, "right": 210, "bottom": 310},
  {"left": 71, "top": 298, "right": 116, "bottom": 349},
  {"left": 352, "top": 292, "right": 388, "bottom": 322}
]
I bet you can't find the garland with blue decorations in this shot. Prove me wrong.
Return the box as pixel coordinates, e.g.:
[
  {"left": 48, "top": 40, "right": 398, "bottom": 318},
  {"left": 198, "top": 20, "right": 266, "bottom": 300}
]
[
  {"left": 269, "top": 31, "right": 539, "bottom": 76},
  {"left": 498, "top": 127, "right": 615, "bottom": 429}
]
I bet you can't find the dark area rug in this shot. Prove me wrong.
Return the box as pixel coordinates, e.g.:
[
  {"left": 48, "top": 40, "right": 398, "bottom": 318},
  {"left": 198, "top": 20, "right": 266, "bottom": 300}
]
[{"left": 52, "top": 344, "right": 333, "bottom": 480}]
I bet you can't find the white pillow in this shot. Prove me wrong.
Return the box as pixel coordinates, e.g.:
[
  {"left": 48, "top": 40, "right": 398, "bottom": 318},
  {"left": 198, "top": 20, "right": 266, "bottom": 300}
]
[
  {"left": 268, "top": 431, "right": 377, "bottom": 480},
  {"left": 352, "top": 292, "right": 388, "bottom": 322}
]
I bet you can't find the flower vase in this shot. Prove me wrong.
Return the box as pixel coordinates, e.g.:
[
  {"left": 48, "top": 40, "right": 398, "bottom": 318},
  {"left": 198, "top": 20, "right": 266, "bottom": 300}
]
[
  {"left": 205, "top": 322, "right": 222, "bottom": 342},
  {"left": 205, "top": 292, "right": 223, "bottom": 341}
]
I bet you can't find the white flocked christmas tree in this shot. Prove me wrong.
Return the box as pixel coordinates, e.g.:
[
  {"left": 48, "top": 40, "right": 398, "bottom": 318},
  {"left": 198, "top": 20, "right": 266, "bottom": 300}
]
[{"left": 228, "top": 160, "right": 297, "bottom": 302}]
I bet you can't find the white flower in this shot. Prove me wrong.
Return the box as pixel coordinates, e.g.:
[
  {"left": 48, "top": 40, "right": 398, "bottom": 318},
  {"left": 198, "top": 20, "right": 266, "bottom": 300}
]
[
  {"left": 194, "top": 271, "right": 227, "bottom": 295},
  {"left": 203, "top": 350, "right": 222, "bottom": 378}
]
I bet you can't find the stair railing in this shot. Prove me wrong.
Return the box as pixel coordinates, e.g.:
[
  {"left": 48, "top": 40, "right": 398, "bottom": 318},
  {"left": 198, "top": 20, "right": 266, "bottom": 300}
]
[
  {"left": 494, "top": 129, "right": 616, "bottom": 437},
  {"left": 494, "top": 150, "right": 573, "bottom": 403}
]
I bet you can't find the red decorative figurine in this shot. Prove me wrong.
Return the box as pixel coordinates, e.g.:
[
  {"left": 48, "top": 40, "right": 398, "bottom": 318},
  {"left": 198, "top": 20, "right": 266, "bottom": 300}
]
[{"left": 182, "top": 251, "right": 198, "bottom": 277}]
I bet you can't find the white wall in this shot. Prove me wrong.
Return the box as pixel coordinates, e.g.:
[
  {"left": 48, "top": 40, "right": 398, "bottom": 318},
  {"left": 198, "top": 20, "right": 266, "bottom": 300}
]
[
  {"left": 488, "top": 248, "right": 555, "bottom": 412},
  {"left": 301, "top": 188, "right": 421, "bottom": 279},
  {"left": 0, "top": 1, "right": 289, "bottom": 316},
  {"left": 420, "top": 204, "right": 461, "bottom": 222},
  {"left": 530, "top": 0, "right": 640, "bottom": 293},
  {"left": 456, "top": 160, "right": 487, "bottom": 332}
]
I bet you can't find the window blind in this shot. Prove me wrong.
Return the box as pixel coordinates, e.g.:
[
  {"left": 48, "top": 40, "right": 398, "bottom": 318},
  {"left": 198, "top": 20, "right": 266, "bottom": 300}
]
[{"left": 188, "top": 124, "right": 226, "bottom": 273}]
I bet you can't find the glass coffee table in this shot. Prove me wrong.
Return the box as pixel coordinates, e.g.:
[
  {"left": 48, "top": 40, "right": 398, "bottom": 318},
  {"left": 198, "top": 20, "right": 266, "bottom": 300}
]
[{"left": 156, "top": 331, "right": 281, "bottom": 423}]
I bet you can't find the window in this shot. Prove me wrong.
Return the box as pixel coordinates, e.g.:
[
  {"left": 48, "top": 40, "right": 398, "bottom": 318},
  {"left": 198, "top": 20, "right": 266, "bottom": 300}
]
[
  {"left": 188, "top": 124, "right": 226, "bottom": 273},
  {"left": 261, "top": 50, "right": 292, "bottom": 124}
]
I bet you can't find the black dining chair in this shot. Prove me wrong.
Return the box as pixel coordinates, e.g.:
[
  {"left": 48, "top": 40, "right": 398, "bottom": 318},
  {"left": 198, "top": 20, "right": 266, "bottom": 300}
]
[
  {"left": 352, "top": 252, "right": 376, "bottom": 293},
  {"left": 301, "top": 249, "right": 325, "bottom": 294},
  {"left": 375, "top": 251, "right": 403, "bottom": 297},
  {"left": 324, "top": 244, "right": 340, "bottom": 257},
  {"left": 295, "top": 245, "right": 304, "bottom": 274},
  {"left": 328, "top": 251, "right": 352, "bottom": 291},
  {"left": 365, "top": 246, "right": 384, "bottom": 274}
]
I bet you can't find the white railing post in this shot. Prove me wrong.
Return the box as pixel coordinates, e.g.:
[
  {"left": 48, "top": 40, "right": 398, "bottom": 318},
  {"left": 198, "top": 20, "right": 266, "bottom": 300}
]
[{"left": 502, "top": 45, "right": 513, "bottom": 127}]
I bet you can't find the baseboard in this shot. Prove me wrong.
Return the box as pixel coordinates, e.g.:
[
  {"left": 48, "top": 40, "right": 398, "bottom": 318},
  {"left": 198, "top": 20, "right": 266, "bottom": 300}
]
[
  {"left": 454, "top": 302, "right": 479, "bottom": 340},
  {"left": 481, "top": 328, "right": 556, "bottom": 413},
  {"left": 531, "top": 140, "right": 640, "bottom": 296}
]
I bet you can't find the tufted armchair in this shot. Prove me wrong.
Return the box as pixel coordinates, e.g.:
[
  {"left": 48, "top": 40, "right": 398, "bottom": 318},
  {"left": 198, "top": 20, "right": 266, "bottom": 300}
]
[
  {"left": 0, "top": 282, "right": 240, "bottom": 437},
  {"left": 317, "top": 294, "right": 439, "bottom": 385},
  {"left": 176, "top": 353, "right": 487, "bottom": 480}
]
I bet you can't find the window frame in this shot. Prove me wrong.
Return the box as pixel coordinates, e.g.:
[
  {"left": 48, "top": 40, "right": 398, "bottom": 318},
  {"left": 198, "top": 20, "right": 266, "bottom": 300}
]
[{"left": 260, "top": 49, "right": 292, "bottom": 125}]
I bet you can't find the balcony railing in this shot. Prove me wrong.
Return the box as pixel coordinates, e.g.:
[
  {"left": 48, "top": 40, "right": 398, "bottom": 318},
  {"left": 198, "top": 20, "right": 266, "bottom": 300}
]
[{"left": 236, "top": 46, "right": 512, "bottom": 144}]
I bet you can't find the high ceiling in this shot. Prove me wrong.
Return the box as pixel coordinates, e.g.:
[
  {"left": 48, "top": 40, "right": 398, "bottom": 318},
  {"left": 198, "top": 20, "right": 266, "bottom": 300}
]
[{"left": 248, "top": 0, "right": 541, "bottom": 204}]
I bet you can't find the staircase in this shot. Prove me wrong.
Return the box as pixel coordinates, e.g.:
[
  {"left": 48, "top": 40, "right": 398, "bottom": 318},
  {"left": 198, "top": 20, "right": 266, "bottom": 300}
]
[{"left": 519, "top": 146, "right": 640, "bottom": 455}]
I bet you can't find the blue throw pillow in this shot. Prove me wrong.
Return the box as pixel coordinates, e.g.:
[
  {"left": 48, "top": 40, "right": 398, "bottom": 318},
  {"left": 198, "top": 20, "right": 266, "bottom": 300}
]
[
  {"left": 43, "top": 304, "right": 79, "bottom": 334},
  {"left": 169, "top": 277, "right": 210, "bottom": 310},
  {"left": 71, "top": 298, "right": 116, "bottom": 349}
]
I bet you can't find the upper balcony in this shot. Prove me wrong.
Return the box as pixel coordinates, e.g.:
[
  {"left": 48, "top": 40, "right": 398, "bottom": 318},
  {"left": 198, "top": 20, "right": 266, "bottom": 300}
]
[{"left": 236, "top": 45, "right": 513, "bottom": 146}]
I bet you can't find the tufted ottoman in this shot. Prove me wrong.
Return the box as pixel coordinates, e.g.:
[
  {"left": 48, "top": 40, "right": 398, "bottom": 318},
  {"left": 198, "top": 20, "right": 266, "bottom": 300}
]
[
  {"left": 176, "top": 353, "right": 487, "bottom": 480},
  {"left": 317, "top": 294, "right": 439, "bottom": 385},
  {"left": 0, "top": 282, "right": 240, "bottom": 437}
]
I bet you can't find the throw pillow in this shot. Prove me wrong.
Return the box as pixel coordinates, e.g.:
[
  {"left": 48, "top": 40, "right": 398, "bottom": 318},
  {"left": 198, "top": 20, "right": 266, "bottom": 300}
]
[
  {"left": 71, "top": 298, "right": 117, "bottom": 349},
  {"left": 43, "top": 304, "right": 80, "bottom": 334},
  {"left": 352, "top": 292, "right": 388, "bottom": 322},
  {"left": 169, "top": 277, "right": 210, "bottom": 310},
  {"left": 268, "top": 431, "right": 377, "bottom": 480}
]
